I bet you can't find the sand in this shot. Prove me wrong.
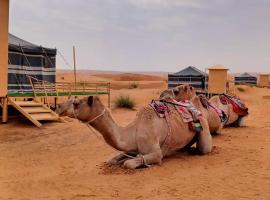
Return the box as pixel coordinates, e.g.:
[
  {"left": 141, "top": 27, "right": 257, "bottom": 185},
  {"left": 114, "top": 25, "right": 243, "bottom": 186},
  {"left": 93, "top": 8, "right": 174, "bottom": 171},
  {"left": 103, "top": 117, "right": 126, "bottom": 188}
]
[{"left": 0, "top": 73, "right": 269, "bottom": 200}]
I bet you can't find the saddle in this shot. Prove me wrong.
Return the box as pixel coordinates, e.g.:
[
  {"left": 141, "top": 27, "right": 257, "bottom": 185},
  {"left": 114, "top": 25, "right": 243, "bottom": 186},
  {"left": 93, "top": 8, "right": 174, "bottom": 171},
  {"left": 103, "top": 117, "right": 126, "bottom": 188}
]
[
  {"left": 198, "top": 94, "right": 228, "bottom": 123},
  {"left": 219, "top": 94, "right": 248, "bottom": 116},
  {"left": 150, "top": 100, "right": 202, "bottom": 133}
]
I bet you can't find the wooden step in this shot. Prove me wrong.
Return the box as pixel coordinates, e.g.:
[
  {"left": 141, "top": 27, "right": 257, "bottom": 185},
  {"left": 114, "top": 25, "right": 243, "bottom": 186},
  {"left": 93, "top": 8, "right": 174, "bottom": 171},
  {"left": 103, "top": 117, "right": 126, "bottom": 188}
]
[
  {"left": 23, "top": 107, "right": 51, "bottom": 114},
  {"left": 30, "top": 113, "right": 59, "bottom": 121},
  {"left": 14, "top": 101, "right": 42, "bottom": 107}
]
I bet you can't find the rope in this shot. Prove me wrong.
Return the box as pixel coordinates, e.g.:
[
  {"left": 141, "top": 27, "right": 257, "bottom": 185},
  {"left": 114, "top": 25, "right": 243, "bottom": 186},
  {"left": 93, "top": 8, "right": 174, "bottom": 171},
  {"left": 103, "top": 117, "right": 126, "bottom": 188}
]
[
  {"left": 57, "top": 49, "right": 73, "bottom": 69},
  {"left": 41, "top": 46, "right": 54, "bottom": 68}
]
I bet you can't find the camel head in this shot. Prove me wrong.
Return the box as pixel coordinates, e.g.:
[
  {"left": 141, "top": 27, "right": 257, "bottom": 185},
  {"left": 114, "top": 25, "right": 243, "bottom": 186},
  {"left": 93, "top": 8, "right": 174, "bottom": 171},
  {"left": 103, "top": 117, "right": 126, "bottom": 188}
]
[
  {"left": 57, "top": 95, "right": 104, "bottom": 123},
  {"left": 55, "top": 96, "right": 76, "bottom": 118},
  {"left": 160, "top": 84, "right": 196, "bottom": 101}
]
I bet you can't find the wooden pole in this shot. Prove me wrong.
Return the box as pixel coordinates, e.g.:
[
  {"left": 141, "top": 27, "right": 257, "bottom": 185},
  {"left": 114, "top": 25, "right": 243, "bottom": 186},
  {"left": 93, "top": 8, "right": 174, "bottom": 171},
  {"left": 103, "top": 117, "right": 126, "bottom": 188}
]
[
  {"left": 73, "top": 46, "right": 77, "bottom": 90},
  {"left": 0, "top": 0, "right": 10, "bottom": 123}
]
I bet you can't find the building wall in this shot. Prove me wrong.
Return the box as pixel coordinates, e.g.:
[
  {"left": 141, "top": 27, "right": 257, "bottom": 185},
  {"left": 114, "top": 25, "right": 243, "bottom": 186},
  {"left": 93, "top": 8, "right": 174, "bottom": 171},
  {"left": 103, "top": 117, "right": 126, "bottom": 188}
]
[
  {"left": 0, "top": 0, "right": 9, "bottom": 97},
  {"left": 208, "top": 69, "right": 228, "bottom": 94},
  {"left": 258, "top": 74, "right": 270, "bottom": 87}
]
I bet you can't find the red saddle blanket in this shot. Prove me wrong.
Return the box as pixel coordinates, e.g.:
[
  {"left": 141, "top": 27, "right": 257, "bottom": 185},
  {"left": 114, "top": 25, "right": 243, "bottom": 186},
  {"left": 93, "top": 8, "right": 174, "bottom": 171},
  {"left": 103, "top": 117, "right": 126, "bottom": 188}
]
[
  {"left": 219, "top": 94, "right": 248, "bottom": 116},
  {"left": 150, "top": 100, "right": 202, "bottom": 123}
]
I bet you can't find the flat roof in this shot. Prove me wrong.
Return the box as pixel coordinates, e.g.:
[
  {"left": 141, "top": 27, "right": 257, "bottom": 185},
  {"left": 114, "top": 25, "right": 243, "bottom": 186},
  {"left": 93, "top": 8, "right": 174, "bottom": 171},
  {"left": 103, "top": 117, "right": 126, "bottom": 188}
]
[{"left": 208, "top": 65, "right": 229, "bottom": 70}]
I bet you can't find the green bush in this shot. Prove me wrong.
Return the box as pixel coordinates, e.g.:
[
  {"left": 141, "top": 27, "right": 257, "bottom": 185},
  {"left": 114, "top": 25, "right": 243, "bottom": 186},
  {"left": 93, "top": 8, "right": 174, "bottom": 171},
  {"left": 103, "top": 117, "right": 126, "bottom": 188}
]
[
  {"left": 114, "top": 95, "right": 136, "bottom": 109},
  {"left": 237, "top": 87, "right": 245, "bottom": 92},
  {"left": 129, "top": 82, "right": 139, "bottom": 89}
]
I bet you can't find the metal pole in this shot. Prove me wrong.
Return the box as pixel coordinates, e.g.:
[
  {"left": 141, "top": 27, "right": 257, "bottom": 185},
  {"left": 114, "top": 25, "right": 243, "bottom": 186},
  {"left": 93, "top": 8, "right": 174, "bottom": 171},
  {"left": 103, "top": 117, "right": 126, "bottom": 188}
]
[{"left": 73, "top": 46, "right": 77, "bottom": 90}]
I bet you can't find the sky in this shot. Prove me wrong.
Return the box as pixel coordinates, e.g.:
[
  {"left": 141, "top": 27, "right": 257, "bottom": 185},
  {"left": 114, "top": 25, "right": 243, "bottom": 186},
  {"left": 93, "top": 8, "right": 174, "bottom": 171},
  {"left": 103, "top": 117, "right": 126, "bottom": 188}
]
[{"left": 9, "top": 0, "right": 270, "bottom": 73}]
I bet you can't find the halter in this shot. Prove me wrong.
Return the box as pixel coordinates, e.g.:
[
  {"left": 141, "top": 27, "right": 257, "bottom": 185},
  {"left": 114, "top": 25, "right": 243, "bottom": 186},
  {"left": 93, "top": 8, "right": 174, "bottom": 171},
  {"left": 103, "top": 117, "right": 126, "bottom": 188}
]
[{"left": 72, "top": 100, "right": 106, "bottom": 125}]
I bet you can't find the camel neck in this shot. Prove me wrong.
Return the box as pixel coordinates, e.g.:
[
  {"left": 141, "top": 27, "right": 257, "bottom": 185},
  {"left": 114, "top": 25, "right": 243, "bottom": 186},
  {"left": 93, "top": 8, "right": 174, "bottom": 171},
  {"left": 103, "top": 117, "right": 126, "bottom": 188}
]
[{"left": 90, "top": 109, "right": 135, "bottom": 152}]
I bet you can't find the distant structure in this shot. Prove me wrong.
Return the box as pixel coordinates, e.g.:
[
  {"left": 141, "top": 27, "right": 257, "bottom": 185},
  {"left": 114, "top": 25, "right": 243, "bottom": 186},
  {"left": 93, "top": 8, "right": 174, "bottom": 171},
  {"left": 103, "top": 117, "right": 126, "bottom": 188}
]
[
  {"left": 258, "top": 73, "right": 270, "bottom": 87},
  {"left": 234, "top": 72, "right": 257, "bottom": 85},
  {"left": 208, "top": 65, "right": 228, "bottom": 94},
  {"left": 8, "top": 33, "right": 56, "bottom": 93},
  {"left": 168, "top": 66, "right": 207, "bottom": 89}
]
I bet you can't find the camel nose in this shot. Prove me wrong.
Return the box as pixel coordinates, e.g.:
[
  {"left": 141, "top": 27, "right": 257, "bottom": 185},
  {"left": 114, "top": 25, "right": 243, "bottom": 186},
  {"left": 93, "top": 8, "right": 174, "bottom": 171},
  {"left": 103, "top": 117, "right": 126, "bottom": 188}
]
[{"left": 73, "top": 99, "right": 80, "bottom": 107}]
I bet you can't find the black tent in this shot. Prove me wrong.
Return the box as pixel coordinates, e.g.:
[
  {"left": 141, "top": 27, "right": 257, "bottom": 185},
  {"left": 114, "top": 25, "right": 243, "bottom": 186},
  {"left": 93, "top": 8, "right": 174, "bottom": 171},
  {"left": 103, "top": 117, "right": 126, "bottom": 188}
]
[
  {"left": 234, "top": 72, "right": 257, "bottom": 85},
  {"left": 168, "top": 66, "right": 207, "bottom": 89},
  {"left": 8, "top": 33, "right": 56, "bottom": 93}
]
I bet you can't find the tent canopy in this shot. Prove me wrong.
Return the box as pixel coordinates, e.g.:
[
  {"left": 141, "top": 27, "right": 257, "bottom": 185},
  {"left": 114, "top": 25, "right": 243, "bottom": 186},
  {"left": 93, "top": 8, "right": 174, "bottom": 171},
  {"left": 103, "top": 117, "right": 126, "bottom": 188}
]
[
  {"left": 168, "top": 66, "right": 207, "bottom": 89},
  {"left": 234, "top": 72, "right": 257, "bottom": 85},
  {"left": 172, "top": 66, "right": 207, "bottom": 77},
  {"left": 8, "top": 33, "right": 57, "bottom": 93},
  {"left": 236, "top": 72, "right": 256, "bottom": 78}
]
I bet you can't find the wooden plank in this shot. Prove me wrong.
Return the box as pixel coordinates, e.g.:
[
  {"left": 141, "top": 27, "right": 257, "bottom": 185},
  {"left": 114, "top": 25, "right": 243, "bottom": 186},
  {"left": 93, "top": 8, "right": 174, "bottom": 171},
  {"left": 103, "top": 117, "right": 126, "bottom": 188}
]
[
  {"left": 0, "top": 0, "right": 9, "bottom": 97},
  {"left": 23, "top": 107, "right": 51, "bottom": 113},
  {"left": 2, "top": 97, "right": 8, "bottom": 123},
  {"left": 15, "top": 101, "right": 42, "bottom": 107},
  {"left": 35, "top": 99, "right": 59, "bottom": 118},
  {"left": 8, "top": 98, "right": 42, "bottom": 127},
  {"left": 30, "top": 113, "right": 58, "bottom": 121}
]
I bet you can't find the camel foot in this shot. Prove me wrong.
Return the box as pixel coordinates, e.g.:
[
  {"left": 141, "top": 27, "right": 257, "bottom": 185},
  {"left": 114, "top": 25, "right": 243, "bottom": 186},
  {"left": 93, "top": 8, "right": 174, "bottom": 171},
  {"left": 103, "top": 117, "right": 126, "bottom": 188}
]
[
  {"left": 123, "top": 157, "right": 144, "bottom": 169},
  {"left": 108, "top": 153, "right": 130, "bottom": 165}
]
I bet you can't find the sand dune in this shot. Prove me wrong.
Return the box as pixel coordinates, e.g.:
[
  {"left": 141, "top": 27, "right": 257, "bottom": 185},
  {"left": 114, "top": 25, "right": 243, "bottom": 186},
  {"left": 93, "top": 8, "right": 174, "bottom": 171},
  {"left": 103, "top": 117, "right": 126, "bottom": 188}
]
[{"left": 0, "top": 72, "right": 269, "bottom": 200}]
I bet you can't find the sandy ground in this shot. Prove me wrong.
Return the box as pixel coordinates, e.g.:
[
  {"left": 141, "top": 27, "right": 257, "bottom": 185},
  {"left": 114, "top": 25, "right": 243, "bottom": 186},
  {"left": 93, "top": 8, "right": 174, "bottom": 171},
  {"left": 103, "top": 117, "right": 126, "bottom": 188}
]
[{"left": 0, "top": 74, "right": 270, "bottom": 200}]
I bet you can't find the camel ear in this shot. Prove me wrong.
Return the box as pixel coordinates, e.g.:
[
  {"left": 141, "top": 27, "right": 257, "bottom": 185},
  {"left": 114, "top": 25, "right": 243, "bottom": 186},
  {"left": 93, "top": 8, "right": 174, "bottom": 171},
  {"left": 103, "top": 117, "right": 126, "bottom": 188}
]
[
  {"left": 173, "top": 88, "right": 179, "bottom": 95},
  {"left": 88, "top": 96, "right": 94, "bottom": 106},
  {"left": 183, "top": 84, "right": 188, "bottom": 92}
]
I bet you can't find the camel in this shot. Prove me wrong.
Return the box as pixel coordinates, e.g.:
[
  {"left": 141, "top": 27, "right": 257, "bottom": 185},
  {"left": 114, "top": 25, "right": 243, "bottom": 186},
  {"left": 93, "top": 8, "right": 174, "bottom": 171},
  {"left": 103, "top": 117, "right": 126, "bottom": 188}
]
[
  {"left": 56, "top": 95, "right": 212, "bottom": 169},
  {"left": 160, "top": 85, "right": 248, "bottom": 133},
  {"left": 160, "top": 85, "right": 223, "bottom": 134}
]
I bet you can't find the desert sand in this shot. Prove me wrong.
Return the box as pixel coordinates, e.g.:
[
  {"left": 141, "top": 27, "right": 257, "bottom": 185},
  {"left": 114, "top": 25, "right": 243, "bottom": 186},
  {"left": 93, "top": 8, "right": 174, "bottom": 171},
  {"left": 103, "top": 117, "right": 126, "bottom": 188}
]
[{"left": 0, "top": 72, "right": 269, "bottom": 200}]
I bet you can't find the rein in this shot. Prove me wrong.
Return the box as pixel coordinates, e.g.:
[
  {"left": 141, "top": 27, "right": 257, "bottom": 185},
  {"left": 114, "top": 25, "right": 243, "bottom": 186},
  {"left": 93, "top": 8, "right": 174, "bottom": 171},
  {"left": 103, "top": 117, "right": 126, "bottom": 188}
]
[{"left": 72, "top": 101, "right": 106, "bottom": 125}]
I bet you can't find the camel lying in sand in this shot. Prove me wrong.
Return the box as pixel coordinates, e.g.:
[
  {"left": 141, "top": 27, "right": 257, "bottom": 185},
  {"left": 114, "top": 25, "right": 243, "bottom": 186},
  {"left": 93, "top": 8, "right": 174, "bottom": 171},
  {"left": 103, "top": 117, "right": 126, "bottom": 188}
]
[
  {"left": 56, "top": 95, "right": 212, "bottom": 169},
  {"left": 160, "top": 85, "right": 248, "bottom": 134},
  {"left": 160, "top": 85, "right": 223, "bottom": 134}
]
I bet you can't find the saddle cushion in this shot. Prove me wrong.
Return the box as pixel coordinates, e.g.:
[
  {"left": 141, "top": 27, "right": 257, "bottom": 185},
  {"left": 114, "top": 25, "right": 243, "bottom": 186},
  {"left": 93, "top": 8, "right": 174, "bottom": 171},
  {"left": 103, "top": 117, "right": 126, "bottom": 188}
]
[
  {"left": 219, "top": 94, "right": 248, "bottom": 116},
  {"left": 199, "top": 94, "right": 228, "bottom": 123},
  {"left": 150, "top": 100, "right": 202, "bottom": 132}
]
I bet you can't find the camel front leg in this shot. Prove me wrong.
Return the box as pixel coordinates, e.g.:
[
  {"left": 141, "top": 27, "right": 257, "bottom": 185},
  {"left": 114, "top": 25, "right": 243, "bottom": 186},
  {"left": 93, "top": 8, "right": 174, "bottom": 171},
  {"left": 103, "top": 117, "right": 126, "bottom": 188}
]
[
  {"left": 215, "top": 123, "right": 223, "bottom": 135},
  {"left": 108, "top": 152, "right": 138, "bottom": 165},
  {"left": 123, "top": 149, "right": 163, "bottom": 169},
  {"left": 196, "top": 117, "right": 212, "bottom": 154}
]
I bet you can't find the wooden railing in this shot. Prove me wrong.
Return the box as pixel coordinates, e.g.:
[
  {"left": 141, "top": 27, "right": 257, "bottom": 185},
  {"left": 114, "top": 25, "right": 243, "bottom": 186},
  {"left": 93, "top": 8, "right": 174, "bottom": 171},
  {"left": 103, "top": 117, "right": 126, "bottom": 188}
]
[{"left": 27, "top": 76, "right": 111, "bottom": 107}]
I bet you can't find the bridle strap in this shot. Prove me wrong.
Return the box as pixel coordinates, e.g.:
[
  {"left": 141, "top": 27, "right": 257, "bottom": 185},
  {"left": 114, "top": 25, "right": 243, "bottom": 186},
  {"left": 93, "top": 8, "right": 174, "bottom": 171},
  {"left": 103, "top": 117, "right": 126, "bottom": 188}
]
[
  {"left": 71, "top": 99, "right": 106, "bottom": 125},
  {"left": 85, "top": 108, "right": 106, "bottom": 124}
]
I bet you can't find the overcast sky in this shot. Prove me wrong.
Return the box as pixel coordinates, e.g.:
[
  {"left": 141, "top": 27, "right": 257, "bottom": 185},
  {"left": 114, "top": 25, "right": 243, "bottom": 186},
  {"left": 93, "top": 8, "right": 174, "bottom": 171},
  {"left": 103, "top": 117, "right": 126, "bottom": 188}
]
[{"left": 9, "top": 0, "right": 270, "bottom": 73}]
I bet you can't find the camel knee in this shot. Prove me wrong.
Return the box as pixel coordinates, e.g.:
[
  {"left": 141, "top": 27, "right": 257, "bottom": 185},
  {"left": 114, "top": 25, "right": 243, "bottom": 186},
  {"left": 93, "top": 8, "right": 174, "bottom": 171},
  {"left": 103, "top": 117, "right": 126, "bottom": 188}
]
[
  {"left": 215, "top": 124, "right": 223, "bottom": 135},
  {"left": 197, "top": 133, "right": 212, "bottom": 154},
  {"left": 238, "top": 116, "right": 247, "bottom": 127},
  {"left": 197, "top": 117, "right": 212, "bottom": 154}
]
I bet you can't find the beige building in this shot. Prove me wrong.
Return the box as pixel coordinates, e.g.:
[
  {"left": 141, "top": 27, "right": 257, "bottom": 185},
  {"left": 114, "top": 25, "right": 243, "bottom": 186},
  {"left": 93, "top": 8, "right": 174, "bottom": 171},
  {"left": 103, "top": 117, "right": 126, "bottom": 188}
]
[
  {"left": 208, "top": 65, "right": 229, "bottom": 94},
  {"left": 258, "top": 73, "right": 270, "bottom": 87}
]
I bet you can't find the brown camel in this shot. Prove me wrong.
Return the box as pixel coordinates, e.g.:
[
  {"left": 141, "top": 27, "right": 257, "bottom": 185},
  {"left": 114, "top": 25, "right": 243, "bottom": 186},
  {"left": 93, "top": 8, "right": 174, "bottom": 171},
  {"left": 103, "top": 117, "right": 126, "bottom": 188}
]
[
  {"left": 160, "top": 85, "right": 248, "bottom": 133},
  {"left": 56, "top": 95, "right": 212, "bottom": 169}
]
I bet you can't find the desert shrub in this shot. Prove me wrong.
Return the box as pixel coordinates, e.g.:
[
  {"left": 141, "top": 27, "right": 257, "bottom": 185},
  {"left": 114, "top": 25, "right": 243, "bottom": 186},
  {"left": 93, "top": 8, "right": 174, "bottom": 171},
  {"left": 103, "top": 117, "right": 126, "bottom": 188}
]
[
  {"left": 129, "top": 82, "right": 139, "bottom": 89},
  {"left": 114, "top": 95, "right": 136, "bottom": 109},
  {"left": 237, "top": 87, "right": 245, "bottom": 92}
]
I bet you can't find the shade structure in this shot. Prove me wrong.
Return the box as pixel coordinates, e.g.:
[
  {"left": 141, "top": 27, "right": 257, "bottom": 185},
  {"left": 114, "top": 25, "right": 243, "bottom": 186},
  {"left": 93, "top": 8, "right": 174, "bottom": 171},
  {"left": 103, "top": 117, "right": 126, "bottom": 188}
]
[
  {"left": 7, "top": 33, "right": 56, "bottom": 93},
  {"left": 258, "top": 73, "right": 269, "bottom": 87},
  {"left": 168, "top": 66, "right": 207, "bottom": 89},
  {"left": 207, "top": 65, "right": 228, "bottom": 94},
  {"left": 234, "top": 72, "right": 257, "bottom": 85}
]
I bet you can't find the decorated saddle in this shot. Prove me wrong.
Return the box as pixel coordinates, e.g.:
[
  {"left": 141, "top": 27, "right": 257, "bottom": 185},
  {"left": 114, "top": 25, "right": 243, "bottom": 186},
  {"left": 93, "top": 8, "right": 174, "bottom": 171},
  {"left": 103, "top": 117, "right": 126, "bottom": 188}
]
[
  {"left": 150, "top": 99, "right": 202, "bottom": 132},
  {"left": 198, "top": 94, "right": 228, "bottom": 123},
  {"left": 219, "top": 94, "right": 248, "bottom": 116}
]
